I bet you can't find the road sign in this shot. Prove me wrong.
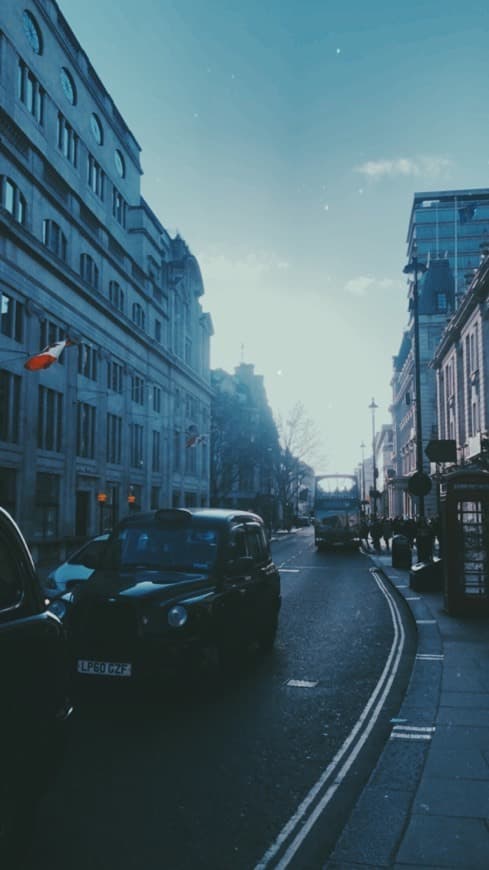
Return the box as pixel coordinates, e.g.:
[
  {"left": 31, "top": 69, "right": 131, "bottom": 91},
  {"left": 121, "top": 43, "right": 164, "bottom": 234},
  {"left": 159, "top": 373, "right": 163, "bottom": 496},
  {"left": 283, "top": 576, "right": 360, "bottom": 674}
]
[
  {"left": 408, "top": 471, "right": 432, "bottom": 497},
  {"left": 425, "top": 439, "right": 457, "bottom": 463}
]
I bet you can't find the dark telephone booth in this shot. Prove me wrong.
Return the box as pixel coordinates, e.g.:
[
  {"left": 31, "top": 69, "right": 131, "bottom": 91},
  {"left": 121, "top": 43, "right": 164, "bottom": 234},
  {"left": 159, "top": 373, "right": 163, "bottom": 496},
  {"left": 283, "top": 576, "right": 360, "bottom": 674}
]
[{"left": 440, "top": 467, "right": 489, "bottom": 615}]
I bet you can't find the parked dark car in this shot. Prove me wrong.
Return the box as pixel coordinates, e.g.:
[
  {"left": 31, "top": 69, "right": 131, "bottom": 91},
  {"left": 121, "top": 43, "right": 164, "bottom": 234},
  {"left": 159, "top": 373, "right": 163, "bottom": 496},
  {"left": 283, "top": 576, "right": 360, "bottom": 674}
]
[
  {"left": 0, "top": 507, "right": 72, "bottom": 864},
  {"left": 66, "top": 508, "right": 281, "bottom": 687}
]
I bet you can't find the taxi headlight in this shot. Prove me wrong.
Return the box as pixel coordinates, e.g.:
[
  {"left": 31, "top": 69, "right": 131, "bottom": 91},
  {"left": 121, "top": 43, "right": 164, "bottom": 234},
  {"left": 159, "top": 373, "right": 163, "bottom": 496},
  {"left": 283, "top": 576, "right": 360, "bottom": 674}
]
[{"left": 167, "top": 605, "right": 188, "bottom": 628}]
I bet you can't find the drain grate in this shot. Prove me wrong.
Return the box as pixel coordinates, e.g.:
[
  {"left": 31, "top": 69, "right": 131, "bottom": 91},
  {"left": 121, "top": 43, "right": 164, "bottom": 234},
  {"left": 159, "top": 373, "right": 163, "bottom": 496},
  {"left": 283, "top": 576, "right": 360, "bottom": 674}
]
[{"left": 286, "top": 679, "right": 319, "bottom": 688}]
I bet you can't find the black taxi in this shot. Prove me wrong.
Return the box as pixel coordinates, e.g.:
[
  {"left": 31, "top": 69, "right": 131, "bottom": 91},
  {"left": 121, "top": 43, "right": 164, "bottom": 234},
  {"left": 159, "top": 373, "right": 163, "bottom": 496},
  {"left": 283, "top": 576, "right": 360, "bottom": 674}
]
[
  {"left": 66, "top": 508, "right": 281, "bottom": 686},
  {"left": 0, "top": 507, "right": 72, "bottom": 863}
]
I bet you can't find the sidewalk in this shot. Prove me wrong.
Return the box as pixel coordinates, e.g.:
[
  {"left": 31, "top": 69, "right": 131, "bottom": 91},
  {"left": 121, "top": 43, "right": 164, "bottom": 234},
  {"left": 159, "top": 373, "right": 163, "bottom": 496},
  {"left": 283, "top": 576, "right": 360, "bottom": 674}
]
[{"left": 327, "top": 548, "right": 489, "bottom": 869}]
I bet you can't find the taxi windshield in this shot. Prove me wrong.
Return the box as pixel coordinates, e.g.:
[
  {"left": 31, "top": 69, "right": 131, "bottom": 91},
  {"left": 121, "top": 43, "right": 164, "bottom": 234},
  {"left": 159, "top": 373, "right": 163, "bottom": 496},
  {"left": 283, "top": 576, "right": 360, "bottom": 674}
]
[{"left": 104, "top": 524, "right": 219, "bottom": 575}]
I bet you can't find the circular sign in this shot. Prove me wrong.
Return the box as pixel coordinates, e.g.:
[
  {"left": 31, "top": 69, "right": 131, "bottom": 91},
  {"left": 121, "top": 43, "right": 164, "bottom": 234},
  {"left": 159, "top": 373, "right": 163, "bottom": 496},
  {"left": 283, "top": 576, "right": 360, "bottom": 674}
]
[{"left": 407, "top": 471, "right": 432, "bottom": 497}]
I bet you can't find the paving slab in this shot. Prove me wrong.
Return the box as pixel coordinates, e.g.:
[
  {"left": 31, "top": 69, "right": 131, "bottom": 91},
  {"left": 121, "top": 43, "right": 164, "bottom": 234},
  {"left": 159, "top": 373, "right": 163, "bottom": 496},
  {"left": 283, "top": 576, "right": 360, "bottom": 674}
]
[
  {"left": 440, "top": 690, "right": 489, "bottom": 709},
  {"left": 422, "top": 745, "right": 489, "bottom": 780},
  {"left": 396, "top": 814, "right": 489, "bottom": 868},
  {"left": 412, "top": 775, "right": 489, "bottom": 818}
]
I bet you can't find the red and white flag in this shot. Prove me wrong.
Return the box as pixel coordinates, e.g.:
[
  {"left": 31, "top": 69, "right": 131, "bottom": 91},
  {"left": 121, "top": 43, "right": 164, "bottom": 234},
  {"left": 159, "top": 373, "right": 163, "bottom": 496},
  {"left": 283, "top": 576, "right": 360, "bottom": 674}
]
[
  {"left": 24, "top": 338, "right": 73, "bottom": 371},
  {"left": 185, "top": 425, "right": 208, "bottom": 448}
]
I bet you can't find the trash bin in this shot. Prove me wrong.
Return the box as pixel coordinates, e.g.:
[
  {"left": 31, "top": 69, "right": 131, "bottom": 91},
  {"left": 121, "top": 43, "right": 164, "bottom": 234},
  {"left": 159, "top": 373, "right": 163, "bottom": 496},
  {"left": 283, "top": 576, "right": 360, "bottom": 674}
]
[
  {"left": 409, "top": 559, "right": 443, "bottom": 592},
  {"left": 391, "top": 534, "right": 411, "bottom": 570}
]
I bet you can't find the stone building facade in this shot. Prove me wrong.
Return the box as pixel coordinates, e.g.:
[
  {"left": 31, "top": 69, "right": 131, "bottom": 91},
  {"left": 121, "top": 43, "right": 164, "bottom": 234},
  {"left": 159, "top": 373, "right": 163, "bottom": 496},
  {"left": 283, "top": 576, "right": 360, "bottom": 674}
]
[
  {"left": 0, "top": 1, "right": 212, "bottom": 563},
  {"left": 432, "top": 255, "right": 489, "bottom": 466},
  {"left": 389, "top": 260, "right": 454, "bottom": 517},
  {"left": 210, "top": 363, "right": 281, "bottom": 528}
]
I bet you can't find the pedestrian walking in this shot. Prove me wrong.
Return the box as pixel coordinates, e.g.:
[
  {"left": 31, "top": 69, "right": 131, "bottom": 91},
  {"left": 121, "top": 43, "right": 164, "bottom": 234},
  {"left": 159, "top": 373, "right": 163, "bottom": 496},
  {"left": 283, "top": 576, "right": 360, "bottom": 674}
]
[
  {"left": 415, "top": 516, "right": 434, "bottom": 562},
  {"left": 382, "top": 516, "right": 393, "bottom": 551},
  {"left": 370, "top": 517, "right": 382, "bottom": 553}
]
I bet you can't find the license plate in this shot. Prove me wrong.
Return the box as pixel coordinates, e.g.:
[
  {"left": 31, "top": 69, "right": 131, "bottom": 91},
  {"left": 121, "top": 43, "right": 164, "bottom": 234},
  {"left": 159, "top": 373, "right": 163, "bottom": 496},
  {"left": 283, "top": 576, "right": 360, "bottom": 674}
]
[{"left": 77, "top": 659, "right": 132, "bottom": 678}]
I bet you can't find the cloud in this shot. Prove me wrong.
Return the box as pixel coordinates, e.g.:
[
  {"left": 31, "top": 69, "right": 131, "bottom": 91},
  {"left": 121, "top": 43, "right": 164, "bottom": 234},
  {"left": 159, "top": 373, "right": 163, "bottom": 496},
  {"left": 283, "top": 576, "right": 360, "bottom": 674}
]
[
  {"left": 344, "top": 275, "right": 398, "bottom": 296},
  {"left": 354, "top": 155, "right": 452, "bottom": 181},
  {"left": 197, "top": 251, "right": 290, "bottom": 294}
]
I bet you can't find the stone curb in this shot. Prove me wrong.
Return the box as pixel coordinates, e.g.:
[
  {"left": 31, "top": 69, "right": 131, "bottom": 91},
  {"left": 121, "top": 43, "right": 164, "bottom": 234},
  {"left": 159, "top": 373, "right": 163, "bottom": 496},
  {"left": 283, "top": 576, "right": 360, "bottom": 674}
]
[{"left": 327, "top": 553, "right": 444, "bottom": 868}]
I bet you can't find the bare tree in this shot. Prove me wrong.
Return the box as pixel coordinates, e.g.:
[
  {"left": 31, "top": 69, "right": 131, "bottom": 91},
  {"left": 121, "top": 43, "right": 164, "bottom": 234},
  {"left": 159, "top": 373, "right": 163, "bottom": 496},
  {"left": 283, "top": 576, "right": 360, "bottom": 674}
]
[{"left": 275, "top": 402, "right": 326, "bottom": 528}]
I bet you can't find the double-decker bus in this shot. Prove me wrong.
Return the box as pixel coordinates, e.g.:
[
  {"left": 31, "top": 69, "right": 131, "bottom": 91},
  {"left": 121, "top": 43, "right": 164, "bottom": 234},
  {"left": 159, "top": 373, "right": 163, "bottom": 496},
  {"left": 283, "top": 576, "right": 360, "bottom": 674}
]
[{"left": 313, "top": 473, "right": 361, "bottom": 549}]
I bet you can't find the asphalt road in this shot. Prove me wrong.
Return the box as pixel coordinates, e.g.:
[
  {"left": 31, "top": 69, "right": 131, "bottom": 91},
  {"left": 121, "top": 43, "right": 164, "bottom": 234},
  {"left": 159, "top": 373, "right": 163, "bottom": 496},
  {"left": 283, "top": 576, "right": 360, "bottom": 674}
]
[{"left": 25, "top": 529, "right": 415, "bottom": 870}]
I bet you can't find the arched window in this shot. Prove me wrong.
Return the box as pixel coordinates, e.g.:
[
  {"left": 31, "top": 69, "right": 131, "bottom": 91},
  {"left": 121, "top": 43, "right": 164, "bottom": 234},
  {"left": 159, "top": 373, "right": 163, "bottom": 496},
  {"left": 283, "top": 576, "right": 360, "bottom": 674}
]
[
  {"left": 80, "top": 253, "right": 99, "bottom": 290},
  {"left": 109, "top": 280, "right": 124, "bottom": 312},
  {"left": 132, "top": 302, "right": 145, "bottom": 330},
  {"left": 1, "top": 177, "right": 26, "bottom": 224},
  {"left": 42, "top": 219, "right": 67, "bottom": 260}
]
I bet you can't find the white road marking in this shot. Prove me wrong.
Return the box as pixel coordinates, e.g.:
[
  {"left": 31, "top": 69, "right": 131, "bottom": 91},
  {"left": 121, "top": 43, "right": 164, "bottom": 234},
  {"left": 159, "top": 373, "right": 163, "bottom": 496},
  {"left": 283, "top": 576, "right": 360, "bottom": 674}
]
[
  {"left": 406, "top": 596, "right": 421, "bottom": 601},
  {"left": 416, "top": 620, "right": 437, "bottom": 624},
  {"left": 416, "top": 653, "right": 444, "bottom": 661},
  {"left": 390, "top": 732, "right": 432, "bottom": 740},
  {"left": 393, "top": 725, "right": 435, "bottom": 732},
  {"left": 278, "top": 565, "right": 329, "bottom": 571},
  {"left": 279, "top": 569, "right": 300, "bottom": 573},
  {"left": 255, "top": 568, "right": 405, "bottom": 870},
  {"left": 286, "top": 680, "right": 319, "bottom": 688}
]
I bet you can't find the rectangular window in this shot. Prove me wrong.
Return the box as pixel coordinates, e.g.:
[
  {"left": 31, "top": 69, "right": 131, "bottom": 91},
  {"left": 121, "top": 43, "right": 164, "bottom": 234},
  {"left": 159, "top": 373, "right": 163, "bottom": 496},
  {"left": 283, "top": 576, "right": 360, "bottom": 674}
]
[
  {"left": 107, "top": 360, "right": 123, "bottom": 393},
  {"left": 87, "top": 153, "right": 105, "bottom": 200},
  {"left": 0, "top": 292, "right": 24, "bottom": 342},
  {"left": 17, "top": 60, "right": 44, "bottom": 124},
  {"left": 40, "top": 320, "right": 65, "bottom": 364},
  {"left": 173, "top": 430, "right": 181, "bottom": 471},
  {"left": 152, "top": 430, "right": 161, "bottom": 472},
  {"left": 42, "top": 220, "right": 67, "bottom": 261},
  {"left": 185, "top": 338, "right": 192, "bottom": 365},
  {"left": 155, "top": 319, "right": 161, "bottom": 343},
  {"left": 130, "top": 423, "right": 144, "bottom": 468},
  {"left": 112, "top": 188, "right": 126, "bottom": 227},
  {"left": 57, "top": 112, "right": 78, "bottom": 167},
  {"left": 80, "top": 254, "right": 99, "bottom": 290},
  {"left": 151, "top": 486, "right": 159, "bottom": 510},
  {"left": 0, "top": 369, "right": 20, "bottom": 443},
  {"left": 436, "top": 292, "right": 447, "bottom": 313},
  {"left": 185, "top": 443, "right": 197, "bottom": 474},
  {"left": 34, "top": 473, "right": 59, "bottom": 538},
  {"left": 38, "top": 386, "right": 63, "bottom": 452},
  {"left": 106, "top": 413, "right": 122, "bottom": 464},
  {"left": 78, "top": 342, "right": 98, "bottom": 381},
  {"left": 131, "top": 374, "right": 144, "bottom": 405},
  {"left": 76, "top": 402, "right": 96, "bottom": 458},
  {"left": 201, "top": 439, "right": 208, "bottom": 475},
  {"left": 153, "top": 385, "right": 161, "bottom": 413}
]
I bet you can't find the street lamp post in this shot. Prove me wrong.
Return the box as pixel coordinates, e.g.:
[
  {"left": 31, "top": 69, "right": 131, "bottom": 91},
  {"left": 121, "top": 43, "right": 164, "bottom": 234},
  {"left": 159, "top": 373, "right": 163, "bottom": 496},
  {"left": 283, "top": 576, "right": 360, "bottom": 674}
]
[
  {"left": 360, "top": 441, "right": 366, "bottom": 508},
  {"left": 369, "top": 398, "right": 378, "bottom": 521},
  {"left": 403, "top": 253, "right": 428, "bottom": 518}
]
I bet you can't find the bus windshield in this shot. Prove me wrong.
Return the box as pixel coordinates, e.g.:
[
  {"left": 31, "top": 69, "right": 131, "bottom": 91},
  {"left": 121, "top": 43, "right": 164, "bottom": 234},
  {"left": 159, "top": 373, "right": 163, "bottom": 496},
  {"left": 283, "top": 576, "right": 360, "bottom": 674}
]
[{"left": 315, "top": 475, "right": 359, "bottom": 498}]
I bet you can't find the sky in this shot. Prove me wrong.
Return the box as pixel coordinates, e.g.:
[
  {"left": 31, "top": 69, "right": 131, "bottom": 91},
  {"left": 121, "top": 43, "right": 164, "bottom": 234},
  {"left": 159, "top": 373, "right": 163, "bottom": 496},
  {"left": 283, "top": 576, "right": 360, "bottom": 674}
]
[{"left": 58, "top": 0, "right": 489, "bottom": 472}]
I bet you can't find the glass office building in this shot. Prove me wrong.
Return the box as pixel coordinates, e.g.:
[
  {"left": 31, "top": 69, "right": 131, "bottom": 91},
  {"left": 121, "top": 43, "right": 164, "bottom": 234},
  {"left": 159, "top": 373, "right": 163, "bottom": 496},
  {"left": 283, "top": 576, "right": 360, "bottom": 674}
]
[{"left": 407, "top": 189, "right": 489, "bottom": 304}]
